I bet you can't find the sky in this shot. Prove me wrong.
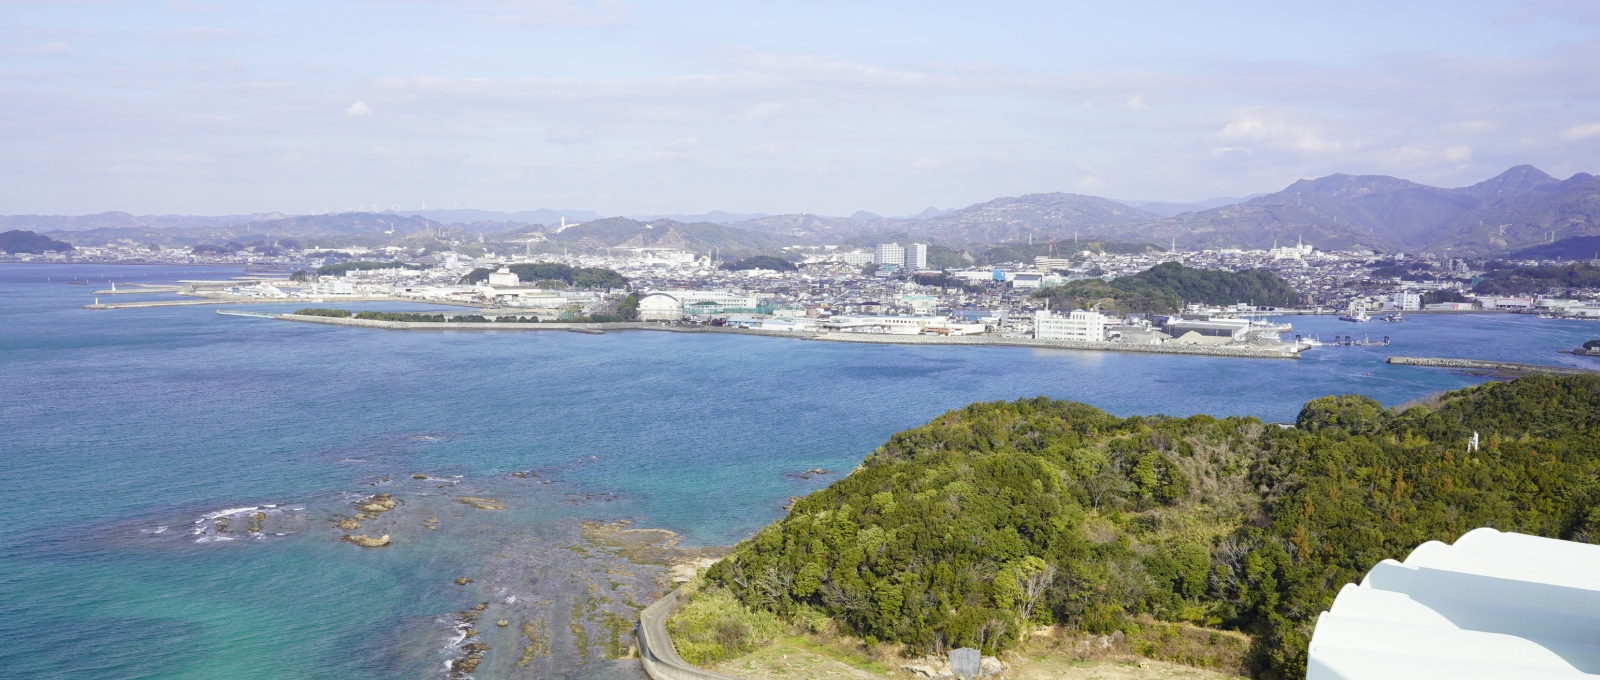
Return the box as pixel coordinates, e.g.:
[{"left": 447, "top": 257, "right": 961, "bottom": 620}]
[{"left": 2, "top": 0, "right": 1600, "bottom": 217}]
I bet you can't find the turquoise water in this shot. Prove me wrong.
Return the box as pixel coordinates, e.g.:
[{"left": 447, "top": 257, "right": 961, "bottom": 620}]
[{"left": 4, "top": 264, "right": 1597, "bottom": 679}]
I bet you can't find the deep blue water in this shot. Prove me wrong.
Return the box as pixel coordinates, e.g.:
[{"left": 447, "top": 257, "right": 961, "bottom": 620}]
[{"left": 3, "top": 263, "right": 1596, "bottom": 679}]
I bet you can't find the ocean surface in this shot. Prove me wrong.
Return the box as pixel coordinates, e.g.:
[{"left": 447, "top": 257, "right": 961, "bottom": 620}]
[{"left": 4, "top": 263, "right": 1597, "bottom": 680}]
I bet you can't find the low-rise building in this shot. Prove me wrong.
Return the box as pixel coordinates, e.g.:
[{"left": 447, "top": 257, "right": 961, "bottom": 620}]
[{"left": 1034, "top": 309, "right": 1108, "bottom": 342}]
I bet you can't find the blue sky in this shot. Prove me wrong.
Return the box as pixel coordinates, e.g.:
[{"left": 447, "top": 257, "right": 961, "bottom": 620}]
[{"left": 3, "top": 0, "right": 1599, "bottom": 217}]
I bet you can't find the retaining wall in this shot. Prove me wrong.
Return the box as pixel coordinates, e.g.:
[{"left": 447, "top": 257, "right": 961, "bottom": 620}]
[{"left": 635, "top": 588, "right": 747, "bottom": 680}]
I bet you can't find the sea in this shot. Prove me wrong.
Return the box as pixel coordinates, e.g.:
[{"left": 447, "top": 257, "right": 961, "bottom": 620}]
[{"left": 3, "top": 263, "right": 1596, "bottom": 680}]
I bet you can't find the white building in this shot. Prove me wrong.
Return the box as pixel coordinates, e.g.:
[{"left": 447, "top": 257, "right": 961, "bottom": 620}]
[
  {"left": 1389, "top": 292, "right": 1421, "bottom": 311},
  {"left": 822, "top": 315, "right": 949, "bottom": 335},
  {"left": 905, "top": 243, "right": 928, "bottom": 270},
  {"left": 1011, "top": 272, "right": 1046, "bottom": 290},
  {"left": 876, "top": 243, "right": 906, "bottom": 267},
  {"left": 636, "top": 290, "right": 761, "bottom": 320},
  {"left": 1034, "top": 309, "right": 1108, "bottom": 342},
  {"left": 487, "top": 266, "right": 520, "bottom": 286},
  {"left": 1270, "top": 237, "right": 1316, "bottom": 260}
]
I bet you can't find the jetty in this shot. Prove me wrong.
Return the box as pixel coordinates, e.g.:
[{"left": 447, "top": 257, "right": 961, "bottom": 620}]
[
  {"left": 1386, "top": 356, "right": 1600, "bottom": 377},
  {"left": 233, "top": 312, "right": 1307, "bottom": 359}
]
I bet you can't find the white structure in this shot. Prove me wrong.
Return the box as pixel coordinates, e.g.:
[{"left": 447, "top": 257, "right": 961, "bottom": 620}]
[
  {"left": 487, "top": 266, "right": 520, "bottom": 286},
  {"left": 905, "top": 243, "right": 928, "bottom": 270},
  {"left": 1307, "top": 528, "right": 1600, "bottom": 680},
  {"left": 1033, "top": 309, "right": 1108, "bottom": 342},
  {"left": 1270, "top": 237, "right": 1316, "bottom": 260},
  {"left": 840, "top": 250, "right": 875, "bottom": 267},
  {"left": 822, "top": 315, "right": 949, "bottom": 335},
  {"left": 1010, "top": 272, "right": 1045, "bottom": 290},
  {"left": 1389, "top": 292, "right": 1421, "bottom": 311},
  {"left": 1035, "top": 256, "right": 1073, "bottom": 271},
  {"left": 876, "top": 243, "right": 906, "bottom": 267},
  {"left": 635, "top": 290, "right": 760, "bottom": 320}
]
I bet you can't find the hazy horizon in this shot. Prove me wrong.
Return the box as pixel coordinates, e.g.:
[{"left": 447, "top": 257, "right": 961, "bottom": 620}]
[{"left": 3, "top": 0, "right": 1598, "bottom": 217}]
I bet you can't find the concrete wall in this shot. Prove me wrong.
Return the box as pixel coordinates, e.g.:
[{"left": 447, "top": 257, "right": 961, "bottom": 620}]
[{"left": 636, "top": 588, "right": 748, "bottom": 680}]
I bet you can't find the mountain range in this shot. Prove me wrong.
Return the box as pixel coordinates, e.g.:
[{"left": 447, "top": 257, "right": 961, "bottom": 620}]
[{"left": 13, "top": 165, "right": 1596, "bottom": 256}]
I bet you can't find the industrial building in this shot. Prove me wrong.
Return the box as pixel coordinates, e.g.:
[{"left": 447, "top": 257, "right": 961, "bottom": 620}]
[{"left": 1033, "top": 309, "right": 1108, "bottom": 342}]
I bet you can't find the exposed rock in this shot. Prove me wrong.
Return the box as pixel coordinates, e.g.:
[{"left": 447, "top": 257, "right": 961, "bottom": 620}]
[
  {"left": 454, "top": 577, "right": 472, "bottom": 585},
  {"left": 453, "top": 496, "right": 506, "bottom": 511},
  {"left": 336, "top": 519, "right": 361, "bottom": 530},
  {"left": 425, "top": 517, "right": 438, "bottom": 523},
  {"left": 341, "top": 534, "right": 390, "bottom": 547},
  {"left": 246, "top": 512, "right": 266, "bottom": 533},
  {"left": 783, "top": 496, "right": 802, "bottom": 511},
  {"left": 496, "top": 619, "right": 509, "bottom": 627},
  {"left": 473, "top": 602, "right": 487, "bottom": 611},
  {"left": 216, "top": 516, "right": 231, "bottom": 532},
  {"left": 979, "top": 656, "right": 1006, "bottom": 676},
  {"left": 805, "top": 468, "right": 830, "bottom": 474},
  {"left": 412, "top": 473, "right": 427, "bottom": 479}
]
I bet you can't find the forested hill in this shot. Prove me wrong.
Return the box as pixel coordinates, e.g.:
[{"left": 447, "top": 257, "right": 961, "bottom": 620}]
[
  {"left": 0, "top": 230, "right": 74, "bottom": 253},
  {"left": 708, "top": 375, "right": 1600, "bottom": 679},
  {"left": 1031, "top": 262, "right": 1297, "bottom": 314}
]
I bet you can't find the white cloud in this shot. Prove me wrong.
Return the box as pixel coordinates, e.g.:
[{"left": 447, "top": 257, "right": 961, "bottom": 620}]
[
  {"left": 1559, "top": 121, "right": 1600, "bottom": 141},
  {"left": 444, "top": 0, "right": 635, "bottom": 28},
  {"left": 743, "top": 142, "right": 788, "bottom": 155},
  {"left": 152, "top": 27, "right": 248, "bottom": 41},
  {"left": 1442, "top": 146, "right": 1472, "bottom": 163},
  {"left": 1124, "top": 95, "right": 1149, "bottom": 111},
  {"left": 344, "top": 101, "right": 371, "bottom": 116},
  {"left": 1, "top": 42, "right": 73, "bottom": 55},
  {"left": 1212, "top": 108, "right": 1345, "bottom": 154},
  {"left": 167, "top": 1, "right": 219, "bottom": 12},
  {"left": 735, "top": 102, "right": 782, "bottom": 121}
]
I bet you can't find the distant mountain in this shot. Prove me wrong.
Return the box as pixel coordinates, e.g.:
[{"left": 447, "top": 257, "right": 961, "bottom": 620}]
[
  {"left": 849, "top": 211, "right": 883, "bottom": 221},
  {"left": 732, "top": 213, "right": 878, "bottom": 242},
  {"left": 43, "top": 212, "right": 445, "bottom": 247},
  {"left": 1131, "top": 165, "right": 1597, "bottom": 254},
  {"left": 393, "top": 208, "right": 601, "bottom": 229},
  {"left": 547, "top": 217, "right": 789, "bottom": 257},
  {"left": 1113, "top": 196, "right": 1257, "bottom": 217},
  {"left": 901, "top": 192, "right": 1165, "bottom": 245},
  {"left": 2, "top": 211, "right": 289, "bottom": 232},
  {"left": 912, "top": 207, "right": 951, "bottom": 220},
  {"left": 624, "top": 210, "right": 769, "bottom": 224}
]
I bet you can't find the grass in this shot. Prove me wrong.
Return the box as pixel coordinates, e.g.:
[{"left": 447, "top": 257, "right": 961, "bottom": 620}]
[{"left": 665, "top": 575, "right": 785, "bottom": 666}]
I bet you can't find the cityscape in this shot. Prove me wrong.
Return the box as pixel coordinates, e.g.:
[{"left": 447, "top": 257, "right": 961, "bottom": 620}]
[{"left": 5, "top": 2, "right": 1600, "bottom": 680}]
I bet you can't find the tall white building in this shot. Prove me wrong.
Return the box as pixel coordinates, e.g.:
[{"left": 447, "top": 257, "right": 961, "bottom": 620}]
[
  {"left": 1390, "top": 292, "right": 1421, "bottom": 311},
  {"left": 840, "top": 250, "right": 875, "bottom": 266},
  {"left": 876, "top": 243, "right": 906, "bottom": 267},
  {"left": 1034, "top": 309, "right": 1108, "bottom": 342},
  {"left": 905, "top": 243, "right": 928, "bottom": 270}
]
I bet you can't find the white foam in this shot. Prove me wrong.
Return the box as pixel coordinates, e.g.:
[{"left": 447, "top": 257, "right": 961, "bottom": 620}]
[
  {"left": 196, "top": 506, "right": 259, "bottom": 522},
  {"left": 154, "top": 526, "right": 167, "bottom": 534},
  {"left": 505, "top": 595, "right": 517, "bottom": 604}
]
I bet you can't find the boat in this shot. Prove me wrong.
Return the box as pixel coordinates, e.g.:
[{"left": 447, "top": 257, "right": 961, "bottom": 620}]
[
  {"left": 1382, "top": 312, "right": 1405, "bottom": 322},
  {"left": 1338, "top": 309, "right": 1372, "bottom": 323}
]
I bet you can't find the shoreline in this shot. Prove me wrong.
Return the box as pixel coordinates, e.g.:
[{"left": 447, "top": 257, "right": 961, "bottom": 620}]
[{"left": 259, "top": 313, "right": 1309, "bottom": 359}]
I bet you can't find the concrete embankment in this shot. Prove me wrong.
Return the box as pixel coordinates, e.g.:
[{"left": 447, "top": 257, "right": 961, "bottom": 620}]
[
  {"left": 636, "top": 588, "right": 746, "bottom": 680},
  {"left": 265, "top": 314, "right": 1302, "bottom": 358},
  {"left": 1387, "top": 356, "right": 1600, "bottom": 377},
  {"left": 91, "top": 285, "right": 186, "bottom": 295},
  {"left": 84, "top": 296, "right": 482, "bottom": 310}
]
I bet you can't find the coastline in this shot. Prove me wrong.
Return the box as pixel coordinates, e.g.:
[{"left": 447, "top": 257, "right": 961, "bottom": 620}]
[{"left": 257, "top": 312, "right": 1309, "bottom": 359}]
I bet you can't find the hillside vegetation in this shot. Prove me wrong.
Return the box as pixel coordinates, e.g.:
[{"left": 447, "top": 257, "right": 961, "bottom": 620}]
[
  {"left": 0, "top": 229, "right": 75, "bottom": 253},
  {"left": 1031, "top": 262, "right": 1297, "bottom": 314},
  {"left": 460, "top": 263, "right": 627, "bottom": 289},
  {"left": 708, "top": 375, "right": 1600, "bottom": 679}
]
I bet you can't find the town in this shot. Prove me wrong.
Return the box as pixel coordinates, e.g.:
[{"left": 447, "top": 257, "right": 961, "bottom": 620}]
[{"left": 30, "top": 230, "right": 1600, "bottom": 348}]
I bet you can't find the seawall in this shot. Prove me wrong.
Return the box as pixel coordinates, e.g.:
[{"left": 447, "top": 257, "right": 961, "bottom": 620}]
[
  {"left": 1386, "top": 356, "right": 1600, "bottom": 377},
  {"left": 264, "top": 314, "right": 1303, "bottom": 359},
  {"left": 636, "top": 588, "right": 746, "bottom": 680}
]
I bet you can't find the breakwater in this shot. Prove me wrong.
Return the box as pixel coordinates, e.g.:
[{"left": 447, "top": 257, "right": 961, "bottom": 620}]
[
  {"left": 266, "top": 313, "right": 1303, "bottom": 359},
  {"left": 84, "top": 296, "right": 483, "bottom": 310},
  {"left": 1386, "top": 356, "right": 1600, "bottom": 376}
]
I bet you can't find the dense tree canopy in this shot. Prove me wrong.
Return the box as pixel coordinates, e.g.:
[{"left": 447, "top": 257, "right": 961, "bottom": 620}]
[
  {"left": 0, "top": 230, "right": 74, "bottom": 254},
  {"left": 1032, "top": 262, "right": 1297, "bottom": 314},
  {"left": 460, "top": 262, "right": 628, "bottom": 289},
  {"left": 1473, "top": 262, "right": 1600, "bottom": 295},
  {"left": 720, "top": 256, "right": 798, "bottom": 272},
  {"left": 710, "top": 376, "right": 1600, "bottom": 679}
]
